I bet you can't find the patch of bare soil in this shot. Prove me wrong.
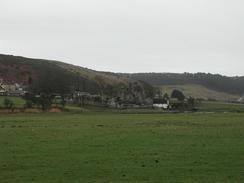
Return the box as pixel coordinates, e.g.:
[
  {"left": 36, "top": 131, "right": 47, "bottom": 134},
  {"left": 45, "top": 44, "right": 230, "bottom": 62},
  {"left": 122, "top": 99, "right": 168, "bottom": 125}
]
[
  {"left": 49, "top": 108, "right": 62, "bottom": 113},
  {"left": 0, "top": 107, "right": 62, "bottom": 113}
]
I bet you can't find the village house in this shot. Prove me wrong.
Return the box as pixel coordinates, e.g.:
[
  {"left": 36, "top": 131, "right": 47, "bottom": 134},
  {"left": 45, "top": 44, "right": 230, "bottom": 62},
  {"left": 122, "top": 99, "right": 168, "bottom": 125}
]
[
  {"left": 0, "top": 79, "right": 26, "bottom": 96},
  {"left": 153, "top": 97, "right": 170, "bottom": 109},
  {"left": 238, "top": 94, "right": 244, "bottom": 103},
  {"left": 0, "top": 85, "right": 7, "bottom": 95}
]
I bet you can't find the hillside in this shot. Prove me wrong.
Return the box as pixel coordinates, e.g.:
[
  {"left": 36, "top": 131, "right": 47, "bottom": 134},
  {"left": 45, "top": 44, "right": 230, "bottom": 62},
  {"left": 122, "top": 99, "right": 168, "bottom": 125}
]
[
  {"left": 159, "top": 84, "right": 240, "bottom": 101},
  {"left": 0, "top": 54, "right": 154, "bottom": 102},
  {"left": 122, "top": 73, "right": 244, "bottom": 97},
  {"left": 1, "top": 54, "right": 243, "bottom": 102}
]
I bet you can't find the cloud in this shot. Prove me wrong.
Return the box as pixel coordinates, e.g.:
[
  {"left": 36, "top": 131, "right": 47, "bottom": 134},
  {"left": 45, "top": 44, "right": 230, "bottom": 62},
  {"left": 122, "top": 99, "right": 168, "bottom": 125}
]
[{"left": 1, "top": 0, "right": 244, "bottom": 76}]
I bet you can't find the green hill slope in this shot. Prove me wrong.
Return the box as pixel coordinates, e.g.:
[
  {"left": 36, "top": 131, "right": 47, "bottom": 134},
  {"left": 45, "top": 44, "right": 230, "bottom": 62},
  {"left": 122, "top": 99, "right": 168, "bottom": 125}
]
[
  {"left": 159, "top": 84, "right": 239, "bottom": 101},
  {"left": 1, "top": 54, "right": 243, "bottom": 102},
  {"left": 123, "top": 73, "right": 244, "bottom": 96},
  {"left": 0, "top": 54, "right": 154, "bottom": 102}
]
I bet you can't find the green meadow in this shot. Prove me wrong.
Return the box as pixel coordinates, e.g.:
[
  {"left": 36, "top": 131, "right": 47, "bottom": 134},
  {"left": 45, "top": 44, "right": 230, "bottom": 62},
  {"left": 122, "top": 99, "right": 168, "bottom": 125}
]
[
  {"left": 0, "top": 112, "right": 244, "bottom": 183},
  {"left": 0, "top": 96, "right": 26, "bottom": 108}
]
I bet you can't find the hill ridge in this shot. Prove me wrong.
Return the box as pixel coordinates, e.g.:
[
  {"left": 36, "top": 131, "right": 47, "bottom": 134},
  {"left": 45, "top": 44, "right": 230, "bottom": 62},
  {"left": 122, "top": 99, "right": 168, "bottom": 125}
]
[
  {"left": 0, "top": 54, "right": 155, "bottom": 103},
  {"left": 1, "top": 54, "right": 244, "bottom": 101}
]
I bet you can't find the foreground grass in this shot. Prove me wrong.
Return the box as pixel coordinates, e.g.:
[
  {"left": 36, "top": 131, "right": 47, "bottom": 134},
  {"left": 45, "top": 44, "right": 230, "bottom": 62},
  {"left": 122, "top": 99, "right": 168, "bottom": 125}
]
[{"left": 0, "top": 113, "right": 244, "bottom": 183}]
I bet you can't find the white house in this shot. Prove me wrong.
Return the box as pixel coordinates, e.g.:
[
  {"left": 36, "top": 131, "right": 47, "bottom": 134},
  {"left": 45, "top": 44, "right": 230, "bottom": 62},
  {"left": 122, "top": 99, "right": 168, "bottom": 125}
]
[
  {"left": 0, "top": 85, "right": 6, "bottom": 95},
  {"left": 153, "top": 103, "right": 169, "bottom": 109},
  {"left": 0, "top": 82, "right": 26, "bottom": 96},
  {"left": 238, "top": 94, "right": 244, "bottom": 103}
]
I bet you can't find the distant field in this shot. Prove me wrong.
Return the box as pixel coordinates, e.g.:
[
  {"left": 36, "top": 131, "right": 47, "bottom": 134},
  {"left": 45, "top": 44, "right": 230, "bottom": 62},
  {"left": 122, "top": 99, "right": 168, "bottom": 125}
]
[
  {"left": 65, "top": 101, "right": 244, "bottom": 113},
  {"left": 197, "top": 101, "right": 244, "bottom": 112},
  {"left": 159, "top": 84, "right": 240, "bottom": 101},
  {"left": 0, "top": 96, "right": 26, "bottom": 107},
  {"left": 0, "top": 95, "right": 244, "bottom": 114},
  {"left": 0, "top": 113, "right": 244, "bottom": 183}
]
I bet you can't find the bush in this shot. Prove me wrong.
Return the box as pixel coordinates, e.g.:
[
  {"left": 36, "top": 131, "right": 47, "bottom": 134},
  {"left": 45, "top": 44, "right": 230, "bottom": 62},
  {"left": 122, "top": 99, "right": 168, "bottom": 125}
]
[
  {"left": 60, "top": 98, "right": 66, "bottom": 109},
  {"left": 24, "top": 94, "right": 52, "bottom": 110},
  {"left": 187, "top": 97, "right": 195, "bottom": 107},
  {"left": 3, "top": 98, "right": 15, "bottom": 110},
  {"left": 25, "top": 100, "right": 33, "bottom": 108},
  {"left": 171, "top": 90, "right": 185, "bottom": 101},
  {"left": 39, "top": 95, "right": 53, "bottom": 110}
]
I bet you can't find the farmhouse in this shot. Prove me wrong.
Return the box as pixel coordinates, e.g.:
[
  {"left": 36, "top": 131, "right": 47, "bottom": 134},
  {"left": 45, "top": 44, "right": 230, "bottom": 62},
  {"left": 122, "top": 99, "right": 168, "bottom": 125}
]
[
  {"left": 153, "top": 103, "right": 169, "bottom": 109},
  {"left": 153, "top": 97, "right": 169, "bottom": 109},
  {"left": 0, "top": 85, "right": 6, "bottom": 95},
  {"left": 238, "top": 94, "right": 244, "bottom": 103},
  {"left": 0, "top": 80, "right": 26, "bottom": 96}
]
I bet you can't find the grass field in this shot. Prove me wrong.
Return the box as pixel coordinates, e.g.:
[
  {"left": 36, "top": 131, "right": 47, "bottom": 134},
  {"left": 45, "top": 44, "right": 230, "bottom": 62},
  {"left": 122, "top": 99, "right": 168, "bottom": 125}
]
[
  {"left": 197, "top": 101, "right": 244, "bottom": 112},
  {"left": 0, "top": 96, "right": 26, "bottom": 107},
  {"left": 0, "top": 112, "right": 244, "bottom": 183}
]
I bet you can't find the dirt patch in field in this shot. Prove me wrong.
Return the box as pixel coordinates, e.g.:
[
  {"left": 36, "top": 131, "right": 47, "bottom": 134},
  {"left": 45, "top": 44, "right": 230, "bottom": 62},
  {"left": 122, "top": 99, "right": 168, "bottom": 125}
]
[
  {"left": 136, "top": 120, "right": 202, "bottom": 127},
  {"left": 24, "top": 108, "right": 41, "bottom": 113},
  {"left": 49, "top": 108, "right": 62, "bottom": 113},
  {"left": 0, "top": 107, "right": 62, "bottom": 113}
]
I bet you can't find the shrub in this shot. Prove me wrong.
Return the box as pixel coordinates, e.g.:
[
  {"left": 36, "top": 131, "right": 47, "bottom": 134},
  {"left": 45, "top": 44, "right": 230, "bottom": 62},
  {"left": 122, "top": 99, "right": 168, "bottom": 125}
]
[
  {"left": 171, "top": 90, "right": 185, "bottom": 101},
  {"left": 25, "top": 100, "right": 33, "bottom": 108},
  {"left": 3, "top": 98, "right": 15, "bottom": 110}
]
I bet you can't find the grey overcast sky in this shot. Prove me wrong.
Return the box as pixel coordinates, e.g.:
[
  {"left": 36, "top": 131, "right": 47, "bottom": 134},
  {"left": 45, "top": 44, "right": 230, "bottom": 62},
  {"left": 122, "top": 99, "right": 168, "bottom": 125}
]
[{"left": 0, "top": 0, "right": 244, "bottom": 76}]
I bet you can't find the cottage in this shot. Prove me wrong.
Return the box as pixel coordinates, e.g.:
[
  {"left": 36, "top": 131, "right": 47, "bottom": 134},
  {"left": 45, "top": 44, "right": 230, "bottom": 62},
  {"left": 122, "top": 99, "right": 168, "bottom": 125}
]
[
  {"left": 8, "top": 90, "right": 26, "bottom": 96},
  {"left": 0, "top": 85, "right": 6, "bottom": 95},
  {"left": 153, "top": 103, "right": 169, "bottom": 109},
  {"left": 0, "top": 82, "right": 27, "bottom": 96},
  {"left": 153, "top": 97, "right": 169, "bottom": 109},
  {"left": 238, "top": 94, "right": 244, "bottom": 103}
]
